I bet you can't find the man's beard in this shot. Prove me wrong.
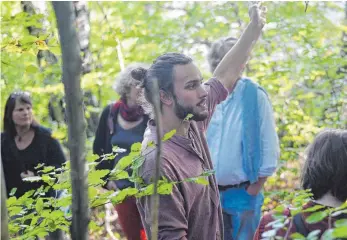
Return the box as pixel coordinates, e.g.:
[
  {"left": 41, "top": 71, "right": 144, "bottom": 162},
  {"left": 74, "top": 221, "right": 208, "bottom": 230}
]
[{"left": 173, "top": 95, "right": 207, "bottom": 121}]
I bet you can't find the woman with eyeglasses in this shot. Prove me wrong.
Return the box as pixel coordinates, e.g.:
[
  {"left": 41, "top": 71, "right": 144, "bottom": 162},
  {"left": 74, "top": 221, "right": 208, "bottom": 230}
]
[{"left": 1, "top": 92, "right": 66, "bottom": 198}]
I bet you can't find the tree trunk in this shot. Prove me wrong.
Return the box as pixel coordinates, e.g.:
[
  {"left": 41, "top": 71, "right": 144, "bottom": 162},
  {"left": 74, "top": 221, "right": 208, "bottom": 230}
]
[
  {"left": 52, "top": 2, "right": 89, "bottom": 240},
  {"left": 340, "top": 2, "right": 347, "bottom": 127},
  {"left": 1, "top": 162, "right": 9, "bottom": 240}
]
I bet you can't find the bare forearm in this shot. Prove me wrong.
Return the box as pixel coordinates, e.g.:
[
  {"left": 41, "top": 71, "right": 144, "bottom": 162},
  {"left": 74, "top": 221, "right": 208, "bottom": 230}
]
[{"left": 213, "top": 21, "right": 262, "bottom": 90}]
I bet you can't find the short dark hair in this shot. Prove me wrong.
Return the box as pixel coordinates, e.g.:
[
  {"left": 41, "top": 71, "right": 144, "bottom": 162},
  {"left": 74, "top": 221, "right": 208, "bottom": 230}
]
[
  {"left": 207, "top": 37, "right": 238, "bottom": 73},
  {"left": 131, "top": 53, "right": 192, "bottom": 114},
  {"left": 301, "top": 129, "right": 347, "bottom": 202},
  {"left": 3, "top": 91, "right": 33, "bottom": 137}
]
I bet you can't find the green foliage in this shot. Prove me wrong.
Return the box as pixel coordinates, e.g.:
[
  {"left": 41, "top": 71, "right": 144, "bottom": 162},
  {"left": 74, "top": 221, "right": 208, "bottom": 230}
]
[{"left": 1, "top": 1, "right": 346, "bottom": 239}]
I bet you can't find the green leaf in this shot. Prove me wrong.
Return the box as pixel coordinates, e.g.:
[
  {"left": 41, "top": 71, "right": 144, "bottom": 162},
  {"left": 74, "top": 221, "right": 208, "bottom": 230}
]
[
  {"left": 25, "top": 64, "right": 38, "bottom": 73},
  {"left": 8, "top": 206, "right": 23, "bottom": 215},
  {"left": 88, "top": 169, "right": 110, "bottom": 185},
  {"left": 49, "top": 46, "right": 61, "bottom": 55},
  {"left": 41, "top": 166, "right": 55, "bottom": 173},
  {"left": 34, "top": 163, "right": 45, "bottom": 170},
  {"left": 332, "top": 226, "right": 347, "bottom": 238},
  {"left": 35, "top": 198, "right": 44, "bottom": 213},
  {"left": 37, "top": 230, "right": 49, "bottom": 238},
  {"left": 137, "top": 184, "right": 154, "bottom": 197},
  {"left": 21, "top": 35, "right": 37, "bottom": 44},
  {"left": 302, "top": 204, "right": 325, "bottom": 213},
  {"left": 31, "top": 216, "right": 39, "bottom": 226},
  {"left": 89, "top": 221, "right": 102, "bottom": 232},
  {"left": 89, "top": 186, "right": 98, "bottom": 200},
  {"left": 6, "top": 196, "right": 17, "bottom": 207},
  {"left": 184, "top": 113, "right": 194, "bottom": 120},
  {"left": 111, "top": 188, "right": 138, "bottom": 204},
  {"left": 334, "top": 219, "right": 347, "bottom": 227},
  {"left": 162, "top": 129, "right": 176, "bottom": 142},
  {"left": 147, "top": 141, "right": 155, "bottom": 148},
  {"left": 131, "top": 155, "right": 145, "bottom": 170},
  {"left": 115, "top": 155, "right": 133, "bottom": 171},
  {"left": 305, "top": 211, "right": 328, "bottom": 224},
  {"left": 290, "top": 232, "right": 305, "bottom": 239},
  {"left": 41, "top": 175, "right": 54, "bottom": 184},
  {"left": 55, "top": 195, "right": 71, "bottom": 208},
  {"left": 103, "top": 40, "right": 118, "bottom": 47},
  {"left": 9, "top": 188, "right": 17, "bottom": 196},
  {"left": 157, "top": 182, "right": 174, "bottom": 194},
  {"left": 193, "top": 176, "right": 209, "bottom": 185},
  {"left": 130, "top": 142, "right": 142, "bottom": 154},
  {"left": 109, "top": 170, "right": 129, "bottom": 180},
  {"left": 86, "top": 153, "right": 100, "bottom": 163}
]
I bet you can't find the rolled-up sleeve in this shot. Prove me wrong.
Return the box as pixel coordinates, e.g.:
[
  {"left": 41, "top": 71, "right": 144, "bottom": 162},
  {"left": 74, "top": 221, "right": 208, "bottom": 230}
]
[
  {"left": 258, "top": 90, "right": 279, "bottom": 177},
  {"left": 202, "top": 78, "right": 228, "bottom": 130}
]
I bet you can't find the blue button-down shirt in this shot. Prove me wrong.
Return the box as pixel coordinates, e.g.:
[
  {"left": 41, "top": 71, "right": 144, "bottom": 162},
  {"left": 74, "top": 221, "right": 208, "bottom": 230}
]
[{"left": 207, "top": 78, "right": 279, "bottom": 185}]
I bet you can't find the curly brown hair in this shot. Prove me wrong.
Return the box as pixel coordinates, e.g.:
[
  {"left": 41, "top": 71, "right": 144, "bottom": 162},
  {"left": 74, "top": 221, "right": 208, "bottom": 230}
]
[{"left": 113, "top": 63, "right": 149, "bottom": 98}]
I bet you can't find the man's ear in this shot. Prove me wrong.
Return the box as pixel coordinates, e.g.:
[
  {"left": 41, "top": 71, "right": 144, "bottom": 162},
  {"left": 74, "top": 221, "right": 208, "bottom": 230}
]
[{"left": 159, "top": 90, "right": 173, "bottom": 106}]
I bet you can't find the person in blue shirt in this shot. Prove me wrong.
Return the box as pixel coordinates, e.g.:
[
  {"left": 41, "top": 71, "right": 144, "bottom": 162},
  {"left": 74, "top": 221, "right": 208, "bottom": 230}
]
[{"left": 206, "top": 37, "right": 280, "bottom": 240}]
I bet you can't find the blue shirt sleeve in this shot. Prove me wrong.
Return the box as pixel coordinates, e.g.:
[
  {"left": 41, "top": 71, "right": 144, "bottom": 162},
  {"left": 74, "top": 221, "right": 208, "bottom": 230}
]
[{"left": 258, "top": 89, "right": 279, "bottom": 177}]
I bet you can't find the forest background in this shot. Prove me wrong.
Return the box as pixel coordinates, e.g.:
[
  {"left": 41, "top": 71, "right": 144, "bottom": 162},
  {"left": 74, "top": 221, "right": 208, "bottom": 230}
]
[{"left": 1, "top": 1, "right": 347, "bottom": 239}]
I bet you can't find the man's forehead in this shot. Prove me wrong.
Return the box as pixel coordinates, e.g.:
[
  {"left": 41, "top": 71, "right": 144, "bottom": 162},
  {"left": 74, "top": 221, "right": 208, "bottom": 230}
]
[{"left": 173, "top": 63, "right": 202, "bottom": 83}]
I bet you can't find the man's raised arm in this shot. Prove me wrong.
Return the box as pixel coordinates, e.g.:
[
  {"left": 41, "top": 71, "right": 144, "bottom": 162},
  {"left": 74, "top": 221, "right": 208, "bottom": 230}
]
[{"left": 213, "top": 3, "right": 267, "bottom": 91}]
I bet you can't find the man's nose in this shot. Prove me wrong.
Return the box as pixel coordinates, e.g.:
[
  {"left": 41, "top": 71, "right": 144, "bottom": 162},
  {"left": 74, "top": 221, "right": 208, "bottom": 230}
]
[{"left": 199, "top": 84, "right": 208, "bottom": 98}]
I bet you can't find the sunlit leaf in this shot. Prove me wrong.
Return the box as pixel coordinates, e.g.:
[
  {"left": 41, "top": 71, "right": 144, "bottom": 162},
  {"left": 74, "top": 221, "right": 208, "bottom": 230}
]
[
  {"left": 162, "top": 129, "right": 176, "bottom": 142},
  {"left": 305, "top": 211, "right": 328, "bottom": 224}
]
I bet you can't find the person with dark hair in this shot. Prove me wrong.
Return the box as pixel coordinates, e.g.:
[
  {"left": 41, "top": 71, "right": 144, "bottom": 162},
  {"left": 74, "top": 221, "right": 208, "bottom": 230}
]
[
  {"left": 93, "top": 63, "right": 149, "bottom": 240},
  {"left": 254, "top": 129, "right": 347, "bottom": 239},
  {"left": 206, "top": 38, "right": 279, "bottom": 238},
  {"left": 1, "top": 91, "right": 66, "bottom": 239},
  {"left": 131, "top": 4, "right": 267, "bottom": 240}
]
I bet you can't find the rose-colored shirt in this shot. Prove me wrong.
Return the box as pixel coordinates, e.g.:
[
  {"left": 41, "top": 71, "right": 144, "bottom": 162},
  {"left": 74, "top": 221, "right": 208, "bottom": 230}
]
[
  {"left": 254, "top": 201, "right": 347, "bottom": 239},
  {"left": 137, "top": 78, "right": 228, "bottom": 240}
]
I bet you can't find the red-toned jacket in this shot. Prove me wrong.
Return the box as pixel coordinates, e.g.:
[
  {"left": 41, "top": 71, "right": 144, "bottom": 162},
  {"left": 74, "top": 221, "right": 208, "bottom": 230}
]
[{"left": 254, "top": 201, "right": 347, "bottom": 239}]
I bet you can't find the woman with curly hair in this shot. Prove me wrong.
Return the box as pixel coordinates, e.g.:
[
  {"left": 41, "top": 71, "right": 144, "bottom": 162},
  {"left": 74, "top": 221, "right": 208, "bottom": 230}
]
[{"left": 93, "top": 63, "right": 149, "bottom": 240}]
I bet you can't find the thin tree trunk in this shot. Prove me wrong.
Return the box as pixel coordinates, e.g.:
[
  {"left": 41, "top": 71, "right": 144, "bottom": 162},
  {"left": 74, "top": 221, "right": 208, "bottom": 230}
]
[
  {"left": 150, "top": 78, "right": 163, "bottom": 240},
  {"left": 52, "top": 2, "right": 89, "bottom": 240},
  {"left": 1, "top": 162, "right": 9, "bottom": 240}
]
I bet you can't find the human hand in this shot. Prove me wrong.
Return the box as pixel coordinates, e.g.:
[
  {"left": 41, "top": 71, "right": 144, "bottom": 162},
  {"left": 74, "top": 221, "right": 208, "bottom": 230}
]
[
  {"left": 246, "top": 182, "right": 262, "bottom": 196},
  {"left": 20, "top": 170, "right": 35, "bottom": 179},
  {"left": 248, "top": 2, "right": 267, "bottom": 30},
  {"left": 106, "top": 181, "right": 117, "bottom": 191}
]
